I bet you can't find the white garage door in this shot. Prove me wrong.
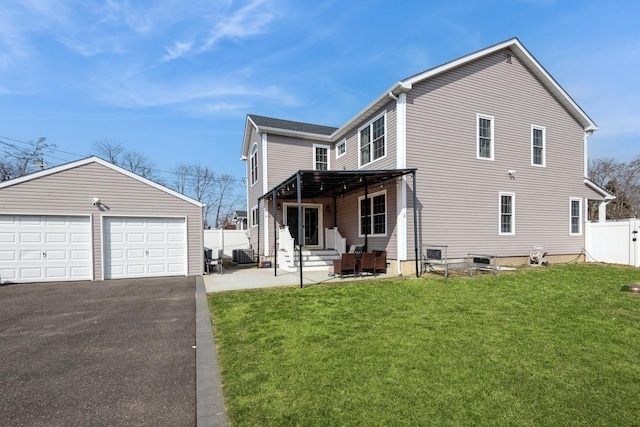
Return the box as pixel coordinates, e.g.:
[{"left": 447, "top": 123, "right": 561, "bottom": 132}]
[
  {"left": 0, "top": 215, "right": 92, "bottom": 284},
  {"left": 104, "top": 217, "right": 186, "bottom": 279}
]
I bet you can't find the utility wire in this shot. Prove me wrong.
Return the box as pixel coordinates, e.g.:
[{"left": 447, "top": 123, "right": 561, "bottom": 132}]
[{"left": 1, "top": 136, "right": 244, "bottom": 183}]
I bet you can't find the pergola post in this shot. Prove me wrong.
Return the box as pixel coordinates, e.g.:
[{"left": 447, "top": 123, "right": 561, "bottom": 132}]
[
  {"left": 257, "top": 199, "right": 261, "bottom": 269},
  {"left": 272, "top": 188, "right": 278, "bottom": 276},
  {"left": 364, "top": 179, "right": 368, "bottom": 252},
  {"left": 296, "top": 173, "right": 304, "bottom": 288}
]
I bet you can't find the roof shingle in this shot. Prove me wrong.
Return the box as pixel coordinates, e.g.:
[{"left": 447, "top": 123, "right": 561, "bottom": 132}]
[{"left": 248, "top": 114, "right": 337, "bottom": 136}]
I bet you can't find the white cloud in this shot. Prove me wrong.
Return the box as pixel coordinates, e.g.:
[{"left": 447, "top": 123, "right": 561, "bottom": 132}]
[
  {"left": 162, "top": 0, "right": 280, "bottom": 61},
  {"left": 162, "top": 41, "right": 193, "bottom": 62},
  {"left": 94, "top": 71, "right": 302, "bottom": 110},
  {"left": 183, "top": 102, "right": 252, "bottom": 117},
  {"left": 199, "top": 0, "right": 277, "bottom": 52}
]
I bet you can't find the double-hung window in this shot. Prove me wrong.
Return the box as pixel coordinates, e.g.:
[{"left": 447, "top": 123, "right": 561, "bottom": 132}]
[
  {"left": 570, "top": 198, "right": 582, "bottom": 235},
  {"left": 359, "top": 113, "right": 386, "bottom": 167},
  {"left": 250, "top": 206, "right": 258, "bottom": 228},
  {"left": 359, "top": 190, "right": 387, "bottom": 236},
  {"left": 313, "top": 144, "right": 330, "bottom": 170},
  {"left": 477, "top": 114, "right": 494, "bottom": 160},
  {"left": 336, "top": 140, "right": 346, "bottom": 158},
  {"left": 250, "top": 143, "right": 258, "bottom": 185},
  {"left": 499, "top": 192, "right": 515, "bottom": 235},
  {"left": 532, "top": 125, "right": 546, "bottom": 166}
]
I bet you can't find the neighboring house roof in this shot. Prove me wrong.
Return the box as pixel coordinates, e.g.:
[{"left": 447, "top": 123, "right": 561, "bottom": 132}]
[
  {"left": 241, "top": 37, "right": 598, "bottom": 159},
  {"left": 0, "top": 156, "right": 205, "bottom": 207},
  {"left": 585, "top": 178, "right": 615, "bottom": 200},
  {"left": 233, "top": 210, "right": 247, "bottom": 219}
]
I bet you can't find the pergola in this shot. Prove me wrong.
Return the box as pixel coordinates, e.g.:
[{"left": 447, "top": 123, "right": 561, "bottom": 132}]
[{"left": 257, "top": 168, "right": 418, "bottom": 287}]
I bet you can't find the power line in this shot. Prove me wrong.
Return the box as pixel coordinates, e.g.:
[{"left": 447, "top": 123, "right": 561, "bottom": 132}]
[{"left": 1, "top": 136, "right": 245, "bottom": 183}]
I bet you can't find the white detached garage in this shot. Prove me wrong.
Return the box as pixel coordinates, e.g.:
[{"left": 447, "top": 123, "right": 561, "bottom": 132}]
[{"left": 0, "top": 157, "right": 204, "bottom": 284}]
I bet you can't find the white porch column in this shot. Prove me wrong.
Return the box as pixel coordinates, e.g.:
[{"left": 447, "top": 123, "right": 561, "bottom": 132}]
[
  {"left": 396, "top": 92, "right": 407, "bottom": 274},
  {"left": 598, "top": 200, "right": 607, "bottom": 222},
  {"left": 262, "top": 133, "right": 270, "bottom": 255},
  {"left": 583, "top": 131, "right": 591, "bottom": 178}
]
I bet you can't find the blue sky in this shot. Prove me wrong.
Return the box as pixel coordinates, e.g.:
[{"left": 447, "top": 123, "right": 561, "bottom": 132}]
[{"left": 1, "top": 0, "right": 638, "bottom": 183}]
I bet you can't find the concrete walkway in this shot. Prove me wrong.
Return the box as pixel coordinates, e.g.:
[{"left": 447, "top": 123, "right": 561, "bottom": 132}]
[{"left": 204, "top": 264, "right": 397, "bottom": 293}]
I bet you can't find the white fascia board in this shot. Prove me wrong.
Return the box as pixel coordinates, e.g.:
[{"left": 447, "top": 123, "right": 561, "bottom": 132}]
[
  {"left": 584, "top": 178, "right": 615, "bottom": 200},
  {"left": 257, "top": 126, "right": 333, "bottom": 142},
  {"left": 403, "top": 38, "right": 519, "bottom": 86},
  {"left": 403, "top": 38, "right": 598, "bottom": 132},
  {"left": 331, "top": 82, "right": 412, "bottom": 141},
  {"left": 241, "top": 116, "right": 261, "bottom": 160},
  {"left": 508, "top": 41, "right": 598, "bottom": 132},
  {"left": 0, "top": 156, "right": 205, "bottom": 207}
]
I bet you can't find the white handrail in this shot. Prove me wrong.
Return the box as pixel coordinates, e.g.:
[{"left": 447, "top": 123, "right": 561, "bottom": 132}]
[
  {"left": 278, "top": 226, "right": 295, "bottom": 264},
  {"left": 325, "top": 227, "right": 346, "bottom": 255}
]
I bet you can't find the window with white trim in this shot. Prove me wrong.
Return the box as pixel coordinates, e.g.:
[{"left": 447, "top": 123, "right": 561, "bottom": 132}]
[
  {"left": 358, "top": 190, "right": 387, "bottom": 236},
  {"left": 477, "top": 114, "right": 494, "bottom": 160},
  {"left": 250, "top": 143, "right": 258, "bottom": 185},
  {"left": 570, "top": 198, "right": 582, "bottom": 235},
  {"left": 359, "top": 113, "right": 386, "bottom": 167},
  {"left": 251, "top": 206, "right": 258, "bottom": 228},
  {"left": 532, "top": 125, "right": 546, "bottom": 166},
  {"left": 313, "top": 144, "right": 330, "bottom": 170},
  {"left": 499, "top": 192, "right": 515, "bottom": 235},
  {"left": 336, "top": 140, "right": 346, "bottom": 158}
]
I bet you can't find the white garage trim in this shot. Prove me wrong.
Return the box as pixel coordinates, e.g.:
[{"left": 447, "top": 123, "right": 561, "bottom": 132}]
[
  {"left": 101, "top": 215, "right": 188, "bottom": 280},
  {"left": 0, "top": 214, "right": 93, "bottom": 284}
]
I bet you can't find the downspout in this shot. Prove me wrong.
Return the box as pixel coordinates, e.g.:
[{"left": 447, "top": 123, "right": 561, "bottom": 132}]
[{"left": 413, "top": 171, "right": 419, "bottom": 277}]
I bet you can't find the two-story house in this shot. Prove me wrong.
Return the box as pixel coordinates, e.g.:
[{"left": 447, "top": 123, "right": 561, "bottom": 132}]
[{"left": 241, "top": 38, "right": 611, "bottom": 276}]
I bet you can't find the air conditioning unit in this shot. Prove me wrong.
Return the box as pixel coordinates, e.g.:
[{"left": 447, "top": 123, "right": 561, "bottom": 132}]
[{"left": 233, "top": 249, "right": 255, "bottom": 264}]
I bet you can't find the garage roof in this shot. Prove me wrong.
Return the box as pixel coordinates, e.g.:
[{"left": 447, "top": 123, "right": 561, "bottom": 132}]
[{"left": 0, "top": 156, "right": 205, "bottom": 207}]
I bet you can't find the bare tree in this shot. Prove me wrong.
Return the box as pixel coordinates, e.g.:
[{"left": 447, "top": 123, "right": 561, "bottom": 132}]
[
  {"left": 189, "top": 165, "right": 217, "bottom": 227},
  {"left": 170, "top": 163, "right": 191, "bottom": 194},
  {"left": 0, "top": 137, "right": 55, "bottom": 181},
  {"left": 93, "top": 140, "right": 156, "bottom": 179},
  {"left": 167, "top": 163, "right": 244, "bottom": 228},
  {"left": 121, "top": 150, "right": 155, "bottom": 178},
  {"left": 589, "top": 156, "right": 640, "bottom": 220},
  {"left": 211, "top": 174, "right": 244, "bottom": 228},
  {"left": 93, "top": 139, "right": 124, "bottom": 164}
]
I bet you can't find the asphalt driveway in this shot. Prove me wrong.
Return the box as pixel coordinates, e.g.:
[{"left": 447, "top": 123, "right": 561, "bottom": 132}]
[{"left": 0, "top": 276, "right": 196, "bottom": 427}]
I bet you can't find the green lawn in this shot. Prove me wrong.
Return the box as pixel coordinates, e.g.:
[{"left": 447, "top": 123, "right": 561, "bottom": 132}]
[{"left": 208, "top": 264, "right": 640, "bottom": 426}]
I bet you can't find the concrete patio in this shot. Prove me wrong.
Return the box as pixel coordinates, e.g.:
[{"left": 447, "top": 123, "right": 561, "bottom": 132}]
[{"left": 203, "top": 264, "right": 398, "bottom": 293}]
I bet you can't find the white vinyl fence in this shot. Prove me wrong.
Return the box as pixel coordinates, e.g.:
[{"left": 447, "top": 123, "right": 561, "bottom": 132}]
[
  {"left": 203, "top": 229, "right": 250, "bottom": 259},
  {"left": 585, "top": 219, "right": 639, "bottom": 267}
]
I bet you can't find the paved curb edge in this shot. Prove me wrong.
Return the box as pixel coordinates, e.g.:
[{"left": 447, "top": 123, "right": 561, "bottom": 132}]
[{"left": 195, "top": 275, "right": 230, "bottom": 427}]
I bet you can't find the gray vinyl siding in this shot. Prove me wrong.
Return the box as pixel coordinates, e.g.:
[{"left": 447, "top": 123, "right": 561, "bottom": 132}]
[
  {"left": 333, "top": 127, "right": 358, "bottom": 171},
  {"left": 335, "top": 184, "right": 398, "bottom": 259},
  {"left": 334, "top": 101, "right": 398, "bottom": 171},
  {"left": 246, "top": 126, "right": 263, "bottom": 254},
  {"left": 267, "top": 135, "right": 322, "bottom": 187},
  {"left": 406, "top": 48, "right": 587, "bottom": 258},
  {"left": 0, "top": 162, "right": 203, "bottom": 278}
]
